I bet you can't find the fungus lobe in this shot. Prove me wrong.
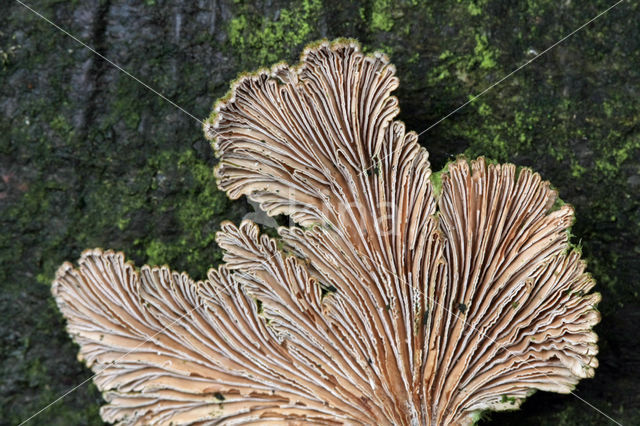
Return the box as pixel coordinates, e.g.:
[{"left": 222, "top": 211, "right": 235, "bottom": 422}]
[{"left": 53, "top": 40, "right": 600, "bottom": 425}]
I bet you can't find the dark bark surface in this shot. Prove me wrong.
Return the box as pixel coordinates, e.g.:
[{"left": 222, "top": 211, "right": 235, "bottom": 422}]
[{"left": 1, "top": 0, "right": 638, "bottom": 424}]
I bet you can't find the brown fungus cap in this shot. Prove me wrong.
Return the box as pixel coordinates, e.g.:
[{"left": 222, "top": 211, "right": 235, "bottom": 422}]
[{"left": 54, "top": 40, "right": 600, "bottom": 425}]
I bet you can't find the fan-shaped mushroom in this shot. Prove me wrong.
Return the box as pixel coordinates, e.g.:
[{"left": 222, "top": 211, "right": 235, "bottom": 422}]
[{"left": 53, "top": 40, "right": 600, "bottom": 425}]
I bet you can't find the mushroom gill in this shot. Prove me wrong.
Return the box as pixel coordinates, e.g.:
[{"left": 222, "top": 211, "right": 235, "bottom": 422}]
[{"left": 53, "top": 40, "right": 600, "bottom": 425}]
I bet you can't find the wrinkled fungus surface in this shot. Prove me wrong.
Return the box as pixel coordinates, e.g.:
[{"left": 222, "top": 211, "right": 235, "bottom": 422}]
[{"left": 53, "top": 41, "right": 600, "bottom": 425}]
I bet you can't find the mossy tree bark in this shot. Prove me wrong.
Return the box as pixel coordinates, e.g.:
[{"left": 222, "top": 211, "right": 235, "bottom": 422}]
[{"left": 1, "top": 0, "right": 638, "bottom": 424}]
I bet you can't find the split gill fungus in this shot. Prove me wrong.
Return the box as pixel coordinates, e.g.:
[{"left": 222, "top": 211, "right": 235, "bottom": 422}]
[{"left": 52, "top": 40, "right": 600, "bottom": 425}]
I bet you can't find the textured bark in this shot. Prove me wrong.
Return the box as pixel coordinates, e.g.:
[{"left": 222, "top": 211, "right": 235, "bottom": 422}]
[{"left": 1, "top": 1, "right": 638, "bottom": 424}]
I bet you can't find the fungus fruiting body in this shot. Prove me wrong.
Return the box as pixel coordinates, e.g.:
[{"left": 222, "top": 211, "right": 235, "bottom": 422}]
[{"left": 53, "top": 40, "right": 600, "bottom": 425}]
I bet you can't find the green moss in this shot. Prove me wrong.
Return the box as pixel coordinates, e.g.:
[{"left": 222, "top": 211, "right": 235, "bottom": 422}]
[
  {"left": 549, "top": 194, "right": 567, "bottom": 213},
  {"left": 471, "top": 409, "right": 491, "bottom": 424},
  {"left": 145, "top": 239, "right": 178, "bottom": 268},
  {"left": 370, "top": 0, "right": 394, "bottom": 32},
  {"left": 228, "top": 0, "right": 323, "bottom": 68},
  {"left": 501, "top": 394, "right": 517, "bottom": 405},
  {"left": 136, "top": 149, "right": 234, "bottom": 275},
  {"left": 467, "top": 2, "right": 482, "bottom": 16},
  {"left": 473, "top": 33, "right": 497, "bottom": 70},
  {"left": 109, "top": 77, "right": 144, "bottom": 130},
  {"left": 49, "top": 114, "right": 73, "bottom": 137},
  {"left": 429, "top": 166, "right": 446, "bottom": 197}
]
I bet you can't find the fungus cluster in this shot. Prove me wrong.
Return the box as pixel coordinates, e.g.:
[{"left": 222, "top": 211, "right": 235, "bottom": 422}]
[{"left": 53, "top": 40, "right": 600, "bottom": 425}]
